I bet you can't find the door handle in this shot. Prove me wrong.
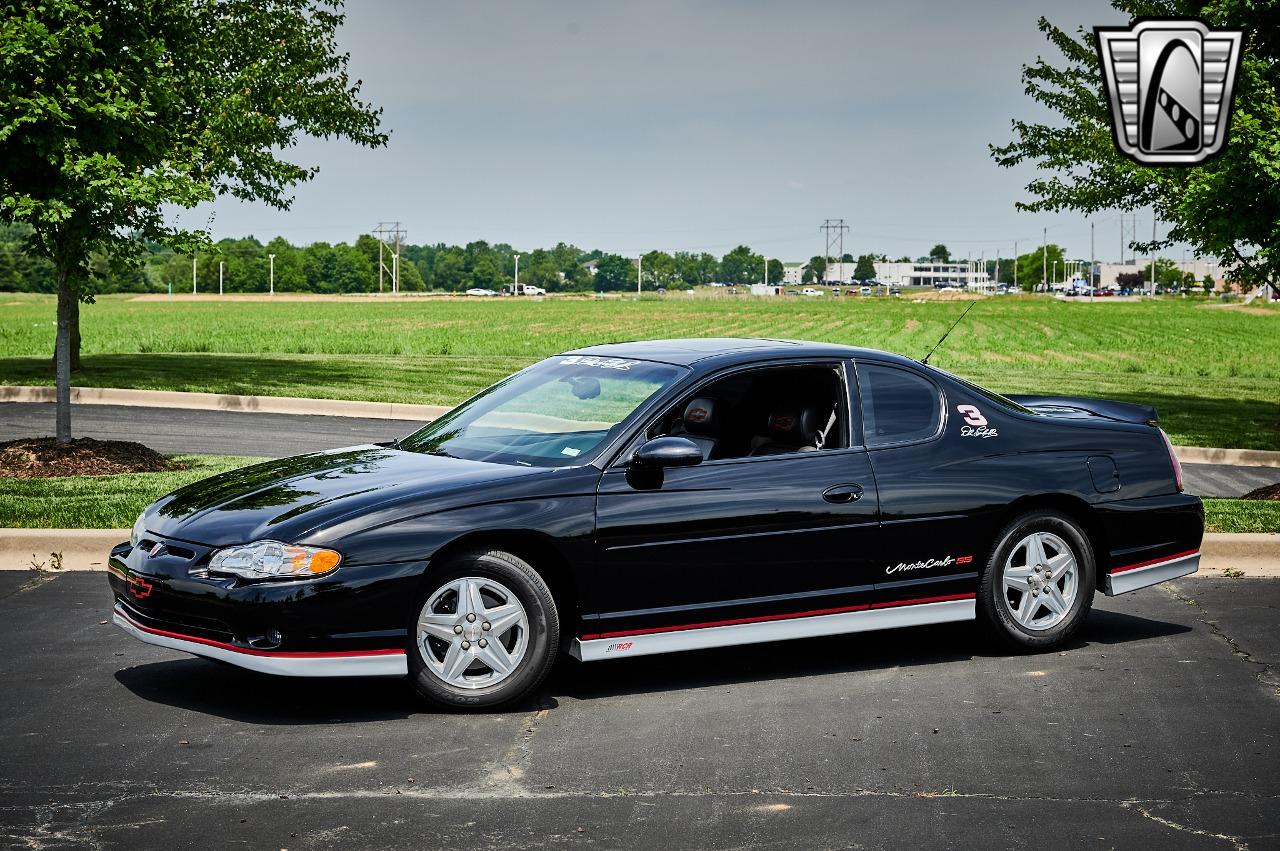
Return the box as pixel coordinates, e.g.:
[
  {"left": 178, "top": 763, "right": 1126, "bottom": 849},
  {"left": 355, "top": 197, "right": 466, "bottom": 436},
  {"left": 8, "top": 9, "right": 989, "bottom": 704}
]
[{"left": 822, "top": 483, "right": 864, "bottom": 504}]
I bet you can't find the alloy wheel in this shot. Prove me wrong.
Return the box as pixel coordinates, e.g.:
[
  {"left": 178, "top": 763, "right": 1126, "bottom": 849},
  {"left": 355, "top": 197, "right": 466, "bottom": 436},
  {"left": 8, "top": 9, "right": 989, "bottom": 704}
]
[
  {"left": 1001, "top": 531, "right": 1079, "bottom": 631},
  {"left": 416, "top": 576, "right": 529, "bottom": 689}
]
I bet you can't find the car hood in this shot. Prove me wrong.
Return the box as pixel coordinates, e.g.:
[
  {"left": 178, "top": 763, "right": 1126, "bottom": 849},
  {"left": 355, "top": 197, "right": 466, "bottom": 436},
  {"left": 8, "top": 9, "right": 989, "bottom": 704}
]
[{"left": 143, "top": 445, "right": 553, "bottom": 548}]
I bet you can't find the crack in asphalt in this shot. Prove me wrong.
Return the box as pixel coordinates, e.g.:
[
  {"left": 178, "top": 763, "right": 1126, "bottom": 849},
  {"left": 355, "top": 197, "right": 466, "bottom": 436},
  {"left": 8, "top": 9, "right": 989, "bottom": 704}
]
[
  {"left": 3, "top": 783, "right": 1276, "bottom": 850},
  {"left": 1124, "top": 801, "right": 1250, "bottom": 850},
  {"left": 1163, "top": 584, "right": 1280, "bottom": 696}
]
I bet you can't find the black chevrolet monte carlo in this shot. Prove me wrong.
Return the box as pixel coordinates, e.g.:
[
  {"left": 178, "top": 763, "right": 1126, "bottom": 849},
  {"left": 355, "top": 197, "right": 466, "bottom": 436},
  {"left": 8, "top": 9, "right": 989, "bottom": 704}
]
[{"left": 109, "top": 338, "right": 1203, "bottom": 709}]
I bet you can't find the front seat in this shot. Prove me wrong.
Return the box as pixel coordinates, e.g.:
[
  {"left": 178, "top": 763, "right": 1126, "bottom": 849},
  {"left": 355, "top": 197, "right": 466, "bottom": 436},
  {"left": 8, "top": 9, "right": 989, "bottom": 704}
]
[
  {"left": 748, "top": 407, "right": 822, "bottom": 456},
  {"left": 671, "top": 397, "right": 719, "bottom": 460}
]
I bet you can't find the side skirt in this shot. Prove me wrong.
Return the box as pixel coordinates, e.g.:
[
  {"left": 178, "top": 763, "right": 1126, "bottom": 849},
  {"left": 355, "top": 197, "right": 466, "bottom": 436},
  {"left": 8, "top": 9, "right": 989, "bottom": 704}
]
[
  {"left": 570, "top": 597, "right": 976, "bottom": 662},
  {"left": 1104, "top": 550, "right": 1199, "bottom": 596}
]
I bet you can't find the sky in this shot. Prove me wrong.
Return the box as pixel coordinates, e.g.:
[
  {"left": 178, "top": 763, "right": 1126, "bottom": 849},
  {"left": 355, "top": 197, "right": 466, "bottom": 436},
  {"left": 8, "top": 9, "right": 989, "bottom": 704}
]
[{"left": 189, "top": 0, "right": 1174, "bottom": 264}]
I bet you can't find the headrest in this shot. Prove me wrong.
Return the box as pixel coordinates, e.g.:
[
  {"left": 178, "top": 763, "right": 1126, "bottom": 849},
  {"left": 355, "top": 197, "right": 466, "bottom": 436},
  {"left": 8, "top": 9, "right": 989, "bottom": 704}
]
[
  {"left": 681, "top": 397, "right": 716, "bottom": 435},
  {"left": 766, "top": 408, "right": 820, "bottom": 444}
]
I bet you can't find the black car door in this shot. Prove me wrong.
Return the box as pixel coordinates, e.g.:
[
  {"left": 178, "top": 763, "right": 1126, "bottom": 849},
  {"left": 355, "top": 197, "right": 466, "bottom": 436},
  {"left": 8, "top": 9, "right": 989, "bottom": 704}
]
[
  {"left": 854, "top": 359, "right": 987, "bottom": 603},
  {"left": 588, "top": 361, "right": 881, "bottom": 635}
]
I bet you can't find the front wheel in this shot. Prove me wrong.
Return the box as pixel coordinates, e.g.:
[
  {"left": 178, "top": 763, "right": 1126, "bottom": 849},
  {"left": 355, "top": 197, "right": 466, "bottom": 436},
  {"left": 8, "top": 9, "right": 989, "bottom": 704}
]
[
  {"left": 407, "top": 549, "right": 559, "bottom": 710},
  {"left": 978, "top": 510, "right": 1095, "bottom": 651}
]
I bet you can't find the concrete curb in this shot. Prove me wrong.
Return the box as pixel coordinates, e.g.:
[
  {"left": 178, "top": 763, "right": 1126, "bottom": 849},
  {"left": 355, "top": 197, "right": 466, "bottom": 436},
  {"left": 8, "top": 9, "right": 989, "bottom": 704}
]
[
  {"left": 3, "top": 385, "right": 1278, "bottom": 466},
  {"left": 2, "top": 529, "right": 1275, "bottom": 574},
  {"left": 0, "top": 385, "right": 450, "bottom": 422}
]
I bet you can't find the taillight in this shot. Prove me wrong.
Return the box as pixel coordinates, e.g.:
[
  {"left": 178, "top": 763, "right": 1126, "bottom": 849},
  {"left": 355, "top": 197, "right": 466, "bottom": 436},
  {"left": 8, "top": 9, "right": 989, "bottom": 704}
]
[{"left": 1159, "top": 428, "right": 1184, "bottom": 492}]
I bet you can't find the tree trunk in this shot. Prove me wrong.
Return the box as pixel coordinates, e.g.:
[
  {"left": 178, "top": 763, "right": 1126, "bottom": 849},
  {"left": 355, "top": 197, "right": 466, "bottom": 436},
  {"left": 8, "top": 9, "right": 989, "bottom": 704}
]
[
  {"left": 49, "top": 288, "right": 82, "bottom": 372},
  {"left": 55, "top": 270, "right": 73, "bottom": 445}
]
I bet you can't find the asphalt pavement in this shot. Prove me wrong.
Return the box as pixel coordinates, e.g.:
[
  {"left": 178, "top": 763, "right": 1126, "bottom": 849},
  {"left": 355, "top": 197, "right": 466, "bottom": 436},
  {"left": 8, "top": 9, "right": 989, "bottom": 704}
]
[
  {"left": 0, "top": 572, "right": 1276, "bottom": 849},
  {"left": 3, "top": 402, "right": 1276, "bottom": 497}
]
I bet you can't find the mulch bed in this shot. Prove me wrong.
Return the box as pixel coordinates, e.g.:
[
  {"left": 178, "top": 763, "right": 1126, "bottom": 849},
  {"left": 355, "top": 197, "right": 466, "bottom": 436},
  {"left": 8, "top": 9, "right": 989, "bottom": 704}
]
[
  {"left": 1242, "top": 482, "right": 1280, "bottom": 501},
  {"left": 0, "top": 437, "right": 178, "bottom": 479}
]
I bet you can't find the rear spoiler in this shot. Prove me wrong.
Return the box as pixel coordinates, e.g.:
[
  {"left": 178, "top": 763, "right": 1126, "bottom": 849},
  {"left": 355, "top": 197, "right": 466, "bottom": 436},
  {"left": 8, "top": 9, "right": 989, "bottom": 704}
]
[{"left": 1006, "top": 395, "right": 1159, "bottom": 426}]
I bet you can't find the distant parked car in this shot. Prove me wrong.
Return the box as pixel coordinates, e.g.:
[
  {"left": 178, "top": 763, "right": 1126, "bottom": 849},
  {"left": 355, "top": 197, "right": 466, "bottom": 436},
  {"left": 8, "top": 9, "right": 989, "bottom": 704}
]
[
  {"left": 890, "top": 287, "right": 902, "bottom": 297},
  {"left": 785, "top": 289, "right": 800, "bottom": 296},
  {"left": 466, "top": 288, "right": 498, "bottom": 297},
  {"left": 801, "top": 287, "right": 823, "bottom": 297},
  {"left": 859, "top": 286, "right": 872, "bottom": 296}
]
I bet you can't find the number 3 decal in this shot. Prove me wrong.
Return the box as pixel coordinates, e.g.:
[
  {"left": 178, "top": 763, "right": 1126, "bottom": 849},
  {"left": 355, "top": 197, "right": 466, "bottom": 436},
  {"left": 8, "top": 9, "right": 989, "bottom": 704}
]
[{"left": 956, "top": 404, "right": 988, "bottom": 427}]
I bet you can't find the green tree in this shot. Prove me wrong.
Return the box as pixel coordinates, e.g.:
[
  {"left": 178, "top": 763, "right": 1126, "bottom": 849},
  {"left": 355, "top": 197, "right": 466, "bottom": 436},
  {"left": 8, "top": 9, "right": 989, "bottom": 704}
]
[
  {"left": 720, "top": 245, "right": 763, "bottom": 285},
  {"left": 991, "top": 1, "right": 1280, "bottom": 295},
  {"left": 929, "top": 244, "right": 951, "bottom": 262},
  {"left": 766, "top": 258, "right": 785, "bottom": 285},
  {"left": 641, "top": 250, "right": 678, "bottom": 289},
  {"left": 1202, "top": 273, "right": 1215, "bottom": 295},
  {"left": 805, "top": 255, "right": 828, "bottom": 284},
  {"left": 593, "top": 254, "right": 633, "bottom": 291},
  {"left": 853, "top": 254, "right": 878, "bottom": 281},
  {"left": 0, "top": 0, "right": 385, "bottom": 442}
]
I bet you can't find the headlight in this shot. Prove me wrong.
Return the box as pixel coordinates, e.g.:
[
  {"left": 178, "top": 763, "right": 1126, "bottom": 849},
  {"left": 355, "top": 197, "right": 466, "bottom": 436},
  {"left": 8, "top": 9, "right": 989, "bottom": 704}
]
[
  {"left": 208, "top": 540, "right": 342, "bottom": 580},
  {"left": 130, "top": 514, "right": 146, "bottom": 548}
]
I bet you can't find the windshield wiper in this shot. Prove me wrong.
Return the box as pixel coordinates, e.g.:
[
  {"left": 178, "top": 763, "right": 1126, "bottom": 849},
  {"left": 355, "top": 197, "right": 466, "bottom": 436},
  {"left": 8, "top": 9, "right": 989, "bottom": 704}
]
[{"left": 425, "top": 449, "right": 459, "bottom": 459}]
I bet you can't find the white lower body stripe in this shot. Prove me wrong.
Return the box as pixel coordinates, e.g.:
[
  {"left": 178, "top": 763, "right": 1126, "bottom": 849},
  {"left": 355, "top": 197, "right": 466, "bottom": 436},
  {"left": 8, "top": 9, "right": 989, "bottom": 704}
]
[
  {"left": 570, "top": 598, "right": 976, "bottom": 662},
  {"left": 1104, "top": 552, "right": 1199, "bottom": 596}
]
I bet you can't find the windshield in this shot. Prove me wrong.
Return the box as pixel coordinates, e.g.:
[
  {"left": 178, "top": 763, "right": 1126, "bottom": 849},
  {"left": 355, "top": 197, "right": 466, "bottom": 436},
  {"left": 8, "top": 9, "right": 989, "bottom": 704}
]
[{"left": 399, "top": 355, "right": 686, "bottom": 467}]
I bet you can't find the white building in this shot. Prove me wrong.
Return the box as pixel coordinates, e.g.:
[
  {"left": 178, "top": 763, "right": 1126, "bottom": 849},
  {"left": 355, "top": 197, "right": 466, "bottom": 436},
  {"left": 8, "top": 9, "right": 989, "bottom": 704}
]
[{"left": 872, "top": 262, "right": 993, "bottom": 291}]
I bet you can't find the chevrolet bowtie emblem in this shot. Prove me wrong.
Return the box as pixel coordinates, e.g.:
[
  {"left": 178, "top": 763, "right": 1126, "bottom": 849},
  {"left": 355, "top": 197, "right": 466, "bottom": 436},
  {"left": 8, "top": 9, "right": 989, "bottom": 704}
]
[
  {"left": 128, "top": 576, "right": 154, "bottom": 600},
  {"left": 1095, "top": 19, "right": 1243, "bottom": 166},
  {"left": 149, "top": 542, "right": 165, "bottom": 557}
]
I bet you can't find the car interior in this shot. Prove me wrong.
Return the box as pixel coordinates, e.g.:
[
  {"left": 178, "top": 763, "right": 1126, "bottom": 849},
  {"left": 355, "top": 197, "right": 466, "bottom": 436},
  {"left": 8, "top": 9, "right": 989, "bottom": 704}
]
[{"left": 648, "top": 365, "right": 848, "bottom": 461}]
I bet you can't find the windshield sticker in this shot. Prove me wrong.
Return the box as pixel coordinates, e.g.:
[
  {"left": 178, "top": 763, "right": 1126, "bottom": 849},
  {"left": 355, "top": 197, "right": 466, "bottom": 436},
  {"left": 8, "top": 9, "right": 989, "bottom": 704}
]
[
  {"left": 956, "top": 404, "right": 998, "bottom": 438},
  {"left": 559, "top": 356, "right": 639, "bottom": 370},
  {"left": 560, "top": 446, "right": 582, "bottom": 457}
]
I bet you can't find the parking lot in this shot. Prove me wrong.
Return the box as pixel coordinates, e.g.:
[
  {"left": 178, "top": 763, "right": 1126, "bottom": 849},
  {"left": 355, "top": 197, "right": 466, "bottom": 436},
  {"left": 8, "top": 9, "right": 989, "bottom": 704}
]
[{"left": 1, "top": 570, "right": 1277, "bottom": 850}]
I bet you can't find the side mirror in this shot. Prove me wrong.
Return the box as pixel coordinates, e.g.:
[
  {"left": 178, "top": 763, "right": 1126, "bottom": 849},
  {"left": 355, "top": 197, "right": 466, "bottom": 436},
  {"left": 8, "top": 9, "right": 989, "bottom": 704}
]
[{"left": 631, "top": 436, "right": 704, "bottom": 469}]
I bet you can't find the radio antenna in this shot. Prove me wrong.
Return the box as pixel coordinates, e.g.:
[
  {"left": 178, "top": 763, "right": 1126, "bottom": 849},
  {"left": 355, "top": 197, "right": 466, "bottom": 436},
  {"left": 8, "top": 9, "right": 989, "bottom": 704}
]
[{"left": 921, "top": 299, "right": 980, "bottom": 365}]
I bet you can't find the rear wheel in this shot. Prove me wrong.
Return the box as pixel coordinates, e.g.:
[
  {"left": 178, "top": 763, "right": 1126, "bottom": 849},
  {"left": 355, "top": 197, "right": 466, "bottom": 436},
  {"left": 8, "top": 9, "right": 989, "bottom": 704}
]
[
  {"left": 407, "top": 549, "right": 559, "bottom": 710},
  {"left": 978, "top": 511, "right": 1095, "bottom": 650}
]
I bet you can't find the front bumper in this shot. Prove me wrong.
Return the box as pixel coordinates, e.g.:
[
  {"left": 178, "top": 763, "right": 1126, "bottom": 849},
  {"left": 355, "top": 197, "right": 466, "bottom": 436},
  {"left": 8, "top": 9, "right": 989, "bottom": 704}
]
[
  {"left": 112, "top": 602, "right": 407, "bottom": 677},
  {"left": 108, "top": 536, "right": 423, "bottom": 677}
]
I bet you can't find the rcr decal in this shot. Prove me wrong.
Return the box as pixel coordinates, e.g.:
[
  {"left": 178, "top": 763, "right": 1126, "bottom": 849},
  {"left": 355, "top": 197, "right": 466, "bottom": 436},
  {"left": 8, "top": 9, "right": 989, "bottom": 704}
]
[
  {"left": 604, "top": 641, "right": 633, "bottom": 653},
  {"left": 956, "top": 404, "right": 998, "bottom": 438},
  {"left": 559, "top": 356, "right": 638, "bottom": 370},
  {"left": 886, "top": 555, "right": 957, "bottom": 575}
]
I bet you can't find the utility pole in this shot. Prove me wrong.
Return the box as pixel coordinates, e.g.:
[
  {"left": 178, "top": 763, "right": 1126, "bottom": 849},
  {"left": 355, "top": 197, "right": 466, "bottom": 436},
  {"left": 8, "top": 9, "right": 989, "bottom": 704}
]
[
  {"left": 268, "top": 253, "right": 275, "bottom": 295},
  {"left": 820, "top": 219, "right": 849, "bottom": 285},
  {"left": 513, "top": 254, "right": 521, "bottom": 295},
  {"left": 1042, "top": 227, "right": 1047, "bottom": 292},
  {"left": 373, "top": 222, "right": 407, "bottom": 295},
  {"left": 637, "top": 254, "right": 643, "bottom": 296},
  {"left": 192, "top": 255, "right": 197, "bottom": 294},
  {"left": 1090, "top": 221, "right": 1096, "bottom": 302},
  {"left": 218, "top": 261, "right": 224, "bottom": 295},
  {"left": 1013, "top": 240, "right": 1018, "bottom": 291},
  {"left": 1150, "top": 215, "right": 1158, "bottom": 296}
]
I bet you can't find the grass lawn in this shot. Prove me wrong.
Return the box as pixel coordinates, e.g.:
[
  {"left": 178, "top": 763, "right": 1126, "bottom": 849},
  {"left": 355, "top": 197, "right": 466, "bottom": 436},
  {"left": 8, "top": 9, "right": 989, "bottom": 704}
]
[
  {"left": 1, "top": 293, "right": 1277, "bottom": 449},
  {"left": 0, "top": 455, "right": 257, "bottom": 528},
  {"left": 0, "top": 452, "right": 1274, "bottom": 534}
]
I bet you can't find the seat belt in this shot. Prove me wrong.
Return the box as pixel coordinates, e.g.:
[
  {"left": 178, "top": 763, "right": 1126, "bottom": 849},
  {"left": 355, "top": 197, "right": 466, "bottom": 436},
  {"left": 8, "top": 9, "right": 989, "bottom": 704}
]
[{"left": 814, "top": 408, "right": 838, "bottom": 449}]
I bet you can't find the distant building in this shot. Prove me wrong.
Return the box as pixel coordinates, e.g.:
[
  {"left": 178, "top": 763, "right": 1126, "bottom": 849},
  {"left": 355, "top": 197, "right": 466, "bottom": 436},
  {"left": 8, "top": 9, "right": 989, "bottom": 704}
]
[{"left": 873, "top": 262, "right": 993, "bottom": 291}]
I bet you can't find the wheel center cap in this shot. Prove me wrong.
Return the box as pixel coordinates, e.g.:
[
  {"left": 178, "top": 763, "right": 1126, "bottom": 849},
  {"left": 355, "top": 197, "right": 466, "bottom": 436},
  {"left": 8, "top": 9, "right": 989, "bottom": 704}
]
[{"left": 462, "top": 623, "right": 483, "bottom": 642}]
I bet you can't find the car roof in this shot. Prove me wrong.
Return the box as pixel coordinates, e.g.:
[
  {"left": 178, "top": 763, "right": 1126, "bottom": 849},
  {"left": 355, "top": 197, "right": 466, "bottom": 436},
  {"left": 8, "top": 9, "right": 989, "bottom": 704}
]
[{"left": 564, "top": 337, "right": 921, "bottom": 369}]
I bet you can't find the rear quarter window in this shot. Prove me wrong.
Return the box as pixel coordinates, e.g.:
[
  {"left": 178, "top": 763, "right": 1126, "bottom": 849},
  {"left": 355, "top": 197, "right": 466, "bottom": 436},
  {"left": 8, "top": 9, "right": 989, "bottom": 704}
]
[{"left": 857, "top": 363, "right": 942, "bottom": 447}]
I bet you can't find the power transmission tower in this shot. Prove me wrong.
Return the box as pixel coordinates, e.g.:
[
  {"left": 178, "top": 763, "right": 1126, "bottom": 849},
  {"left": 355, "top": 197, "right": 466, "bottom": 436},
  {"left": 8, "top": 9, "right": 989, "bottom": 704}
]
[
  {"left": 373, "top": 221, "right": 407, "bottom": 294},
  {"left": 820, "top": 218, "right": 849, "bottom": 284},
  {"left": 1119, "top": 213, "right": 1137, "bottom": 264}
]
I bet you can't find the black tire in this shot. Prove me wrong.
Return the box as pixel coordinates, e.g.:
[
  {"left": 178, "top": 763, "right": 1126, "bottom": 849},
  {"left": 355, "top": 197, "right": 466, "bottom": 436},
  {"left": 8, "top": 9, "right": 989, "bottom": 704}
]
[
  {"left": 977, "top": 510, "right": 1096, "bottom": 651},
  {"left": 407, "top": 548, "right": 559, "bottom": 711}
]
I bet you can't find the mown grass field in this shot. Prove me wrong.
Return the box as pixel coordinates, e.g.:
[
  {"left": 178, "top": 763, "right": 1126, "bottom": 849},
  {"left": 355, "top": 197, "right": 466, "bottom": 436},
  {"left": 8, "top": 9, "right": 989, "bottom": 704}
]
[
  {"left": 1, "top": 292, "right": 1277, "bottom": 449},
  {"left": 0, "top": 452, "right": 1273, "bottom": 531}
]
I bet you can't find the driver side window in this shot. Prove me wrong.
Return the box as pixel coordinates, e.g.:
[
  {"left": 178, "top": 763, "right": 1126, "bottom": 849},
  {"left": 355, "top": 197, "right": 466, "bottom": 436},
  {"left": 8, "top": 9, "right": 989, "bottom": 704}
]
[{"left": 649, "top": 364, "right": 848, "bottom": 462}]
